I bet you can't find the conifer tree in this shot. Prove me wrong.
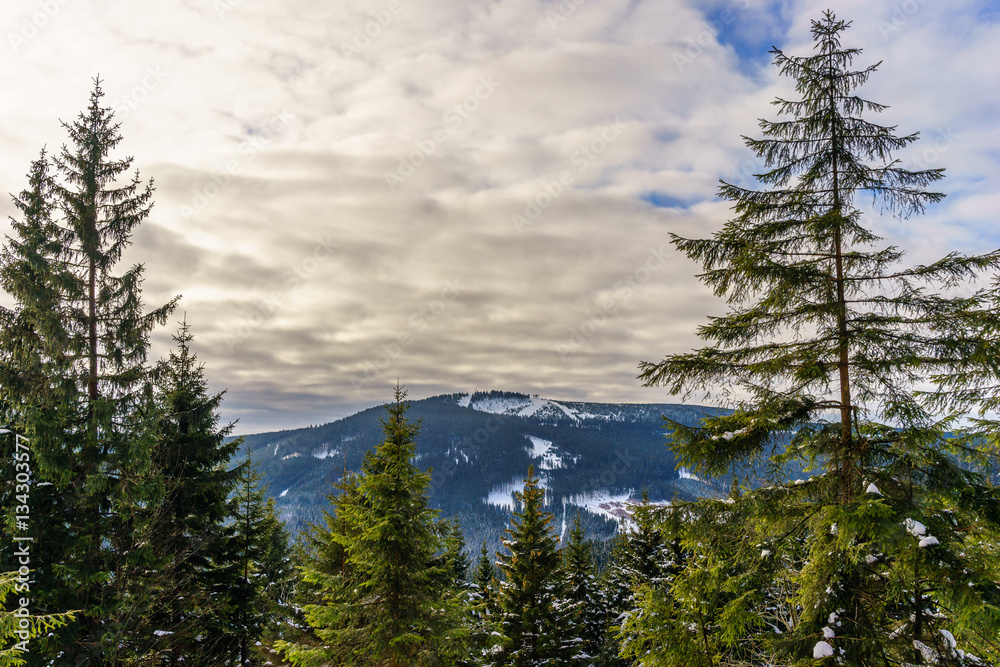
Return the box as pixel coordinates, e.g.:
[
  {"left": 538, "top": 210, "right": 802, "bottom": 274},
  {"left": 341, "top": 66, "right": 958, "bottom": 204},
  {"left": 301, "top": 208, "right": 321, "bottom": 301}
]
[
  {"left": 638, "top": 12, "right": 1000, "bottom": 664},
  {"left": 0, "top": 79, "right": 177, "bottom": 663},
  {"left": 469, "top": 543, "right": 499, "bottom": 663},
  {"left": 127, "top": 320, "right": 244, "bottom": 663},
  {"left": 223, "top": 453, "right": 293, "bottom": 666},
  {"left": 278, "top": 384, "right": 465, "bottom": 667},
  {"left": 490, "top": 466, "right": 567, "bottom": 666},
  {"left": 560, "top": 514, "right": 603, "bottom": 665}
]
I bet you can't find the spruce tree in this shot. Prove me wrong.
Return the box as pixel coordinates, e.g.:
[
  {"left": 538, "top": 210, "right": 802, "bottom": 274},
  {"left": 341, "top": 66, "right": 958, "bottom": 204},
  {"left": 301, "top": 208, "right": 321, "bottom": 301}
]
[
  {"left": 490, "top": 466, "right": 567, "bottom": 666},
  {"left": 469, "top": 543, "right": 499, "bottom": 663},
  {"left": 223, "top": 453, "right": 293, "bottom": 666},
  {"left": 131, "top": 320, "right": 244, "bottom": 663},
  {"left": 0, "top": 79, "right": 177, "bottom": 663},
  {"left": 638, "top": 12, "right": 1000, "bottom": 664},
  {"left": 278, "top": 384, "right": 465, "bottom": 667},
  {"left": 560, "top": 514, "right": 603, "bottom": 665}
]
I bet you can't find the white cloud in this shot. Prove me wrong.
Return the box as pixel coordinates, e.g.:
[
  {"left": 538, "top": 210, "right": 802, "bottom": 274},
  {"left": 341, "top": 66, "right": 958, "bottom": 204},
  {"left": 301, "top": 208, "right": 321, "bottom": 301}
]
[{"left": 1, "top": 0, "right": 998, "bottom": 431}]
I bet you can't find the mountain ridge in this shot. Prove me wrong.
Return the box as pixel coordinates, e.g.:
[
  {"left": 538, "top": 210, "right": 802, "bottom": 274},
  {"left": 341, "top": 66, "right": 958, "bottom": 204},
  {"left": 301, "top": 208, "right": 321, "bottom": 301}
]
[{"left": 238, "top": 390, "right": 733, "bottom": 551}]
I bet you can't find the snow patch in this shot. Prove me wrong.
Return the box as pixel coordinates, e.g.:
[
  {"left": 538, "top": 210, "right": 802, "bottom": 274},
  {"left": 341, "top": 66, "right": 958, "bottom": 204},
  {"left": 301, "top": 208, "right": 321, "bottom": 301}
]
[
  {"left": 563, "top": 489, "right": 639, "bottom": 522},
  {"left": 457, "top": 393, "right": 472, "bottom": 408},
  {"left": 282, "top": 452, "right": 302, "bottom": 460},
  {"left": 905, "top": 518, "right": 927, "bottom": 536},
  {"left": 678, "top": 467, "right": 704, "bottom": 483},
  {"left": 813, "top": 641, "right": 834, "bottom": 658},
  {"left": 313, "top": 447, "right": 340, "bottom": 460},
  {"left": 279, "top": 488, "right": 289, "bottom": 498},
  {"left": 484, "top": 476, "right": 550, "bottom": 510},
  {"left": 526, "top": 436, "right": 564, "bottom": 470}
]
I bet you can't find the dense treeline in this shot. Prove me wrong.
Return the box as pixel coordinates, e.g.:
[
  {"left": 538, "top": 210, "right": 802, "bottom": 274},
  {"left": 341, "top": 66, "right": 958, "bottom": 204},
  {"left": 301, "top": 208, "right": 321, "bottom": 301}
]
[{"left": 2, "top": 10, "right": 1000, "bottom": 667}]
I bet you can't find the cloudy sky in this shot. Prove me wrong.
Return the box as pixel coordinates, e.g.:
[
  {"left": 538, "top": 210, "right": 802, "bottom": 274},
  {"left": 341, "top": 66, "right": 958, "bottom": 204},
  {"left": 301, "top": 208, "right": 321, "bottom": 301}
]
[{"left": 1, "top": 0, "right": 998, "bottom": 434}]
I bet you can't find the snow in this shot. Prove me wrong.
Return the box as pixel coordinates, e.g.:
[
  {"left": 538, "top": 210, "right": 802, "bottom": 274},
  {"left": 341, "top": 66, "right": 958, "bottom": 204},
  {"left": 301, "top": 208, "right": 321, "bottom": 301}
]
[
  {"left": 912, "top": 640, "right": 938, "bottom": 663},
  {"left": 484, "top": 476, "right": 550, "bottom": 510},
  {"left": 279, "top": 488, "right": 290, "bottom": 498},
  {"left": 866, "top": 483, "right": 882, "bottom": 496},
  {"left": 562, "top": 489, "right": 641, "bottom": 522},
  {"left": 905, "top": 518, "right": 927, "bottom": 536},
  {"left": 760, "top": 549, "right": 771, "bottom": 557},
  {"left": 678, "top": 467, "right": 704, "bottom": 483},
  {"left": 458, "top": 394, "right": 588, "bottom": 422},
  {"left": 313, "top": 447, "right": 339, "bottom": 459},
  {"left": 282, "top": 452, "right": 302, "bottom": 460},
  {"left": 526, "top": 436, "right": 565, "bottom": 470},
  {"left": 822, "top": 626, "right": 835, "bottom": 639},
  {"left": 919, "top": 536, "right": 940, "bottom": 548},
  {"left": 813, "top": 641, "right": 834, "bottom": 658}
]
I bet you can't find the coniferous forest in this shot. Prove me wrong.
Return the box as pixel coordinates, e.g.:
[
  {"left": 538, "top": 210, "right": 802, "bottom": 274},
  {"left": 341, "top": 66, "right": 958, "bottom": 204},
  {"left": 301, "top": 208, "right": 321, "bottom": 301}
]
[{"left": 3, "top": 10, "right": 1000, "bottom": 667}]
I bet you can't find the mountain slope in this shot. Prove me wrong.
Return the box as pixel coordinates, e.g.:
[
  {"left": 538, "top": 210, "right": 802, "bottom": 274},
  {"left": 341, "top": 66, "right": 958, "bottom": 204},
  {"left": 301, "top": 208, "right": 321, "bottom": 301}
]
[{"left": 238, "top": 391, "right": 732, "bottom": 551}]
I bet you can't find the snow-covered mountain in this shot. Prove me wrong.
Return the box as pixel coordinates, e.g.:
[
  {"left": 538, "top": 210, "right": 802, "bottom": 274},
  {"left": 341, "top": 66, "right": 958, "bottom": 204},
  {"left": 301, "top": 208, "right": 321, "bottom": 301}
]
[{"left": 238, "top": 391, "right": 732, "bottom": 551}]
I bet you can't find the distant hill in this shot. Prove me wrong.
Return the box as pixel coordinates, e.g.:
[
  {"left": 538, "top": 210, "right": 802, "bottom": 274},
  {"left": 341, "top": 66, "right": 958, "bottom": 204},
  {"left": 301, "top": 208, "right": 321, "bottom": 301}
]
[{"left": 237, "top": 391, "right": 734, "bottom": 553}]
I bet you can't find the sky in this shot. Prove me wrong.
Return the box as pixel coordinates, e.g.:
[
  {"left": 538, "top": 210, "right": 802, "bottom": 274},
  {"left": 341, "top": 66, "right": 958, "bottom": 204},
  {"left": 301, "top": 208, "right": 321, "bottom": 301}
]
[{"left": 1, "top": 0, "right": 998, "bottom": 434}]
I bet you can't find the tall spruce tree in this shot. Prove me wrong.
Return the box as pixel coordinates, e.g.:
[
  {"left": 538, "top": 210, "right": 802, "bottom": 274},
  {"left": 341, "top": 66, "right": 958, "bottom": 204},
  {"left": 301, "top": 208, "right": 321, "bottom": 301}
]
[
  {"left": 278, "top": 385, "right": 465, "bottom": 667},
  {"left": 130, "top": 320, "right": 244, "bottom": 663},
  {"left": 490, "top": 466, "right": 567, "bottom": 666},
  {"left": 638, "top": 12, "right": 1000, "bottom": 664},
  {"left": 560, "top": 514, "right": 603, "bottom": 665},
  {"left": 224, "top": 453, "right": 293, "bottom": 666},
  {"left": 469, "top": 543, "right": 499, "bottom": 664},
  {"left": 0, "top": 79, "right": 177, "bottom": 663}
]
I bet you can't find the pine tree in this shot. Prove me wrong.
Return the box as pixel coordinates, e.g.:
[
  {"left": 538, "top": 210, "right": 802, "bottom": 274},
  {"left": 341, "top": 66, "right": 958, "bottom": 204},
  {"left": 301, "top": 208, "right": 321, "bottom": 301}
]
[
  {"left": 560, "top": 514, "right": 603, "bottom": 665},
  {"left": 278, "top": 384, "right": 465, "bottom": 666},
  {"left": 490, "top": 466, "right": 567, "bottom": 666},
  {"left": 127, "top": 320, "right": 244, "bottom": 663},
  {"left": 469, "top": 543, "right": 499, "bottom": 663},
  {"left": 638, "top": 12, "right": 1000, "bottom": 664},
  {"left": 0, "top": 79, "right": 177, "bottom": 663},
  {"left": 223, "top": 453, "right": 293, "bottom": 666}
]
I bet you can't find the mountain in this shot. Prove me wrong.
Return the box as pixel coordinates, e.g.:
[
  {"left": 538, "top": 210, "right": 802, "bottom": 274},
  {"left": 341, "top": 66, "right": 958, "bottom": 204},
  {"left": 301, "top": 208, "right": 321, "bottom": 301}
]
[{"left": 237, "top": 390, "right": 733, "bottom": 553}]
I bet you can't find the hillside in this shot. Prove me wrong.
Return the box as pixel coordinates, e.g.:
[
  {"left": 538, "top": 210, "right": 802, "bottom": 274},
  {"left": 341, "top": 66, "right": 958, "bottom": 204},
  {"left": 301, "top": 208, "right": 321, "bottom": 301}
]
[{"left": 238, "top": 390, "right": 734, "bottom": 552}]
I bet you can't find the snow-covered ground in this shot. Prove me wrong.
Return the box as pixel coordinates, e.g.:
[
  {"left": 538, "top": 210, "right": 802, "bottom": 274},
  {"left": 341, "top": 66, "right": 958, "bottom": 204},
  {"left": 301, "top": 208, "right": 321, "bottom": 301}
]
[
  {"left": 485, "top": 475, "right": 551, "bottom": 510},
  {"left": 455, "top": 393, "right": 593, "bottom": 422},
  {"left": 677, "top": 466, "right": 704, "bottom": 483},
  {"left": 562, "top": 489, "right": 637, "bottom": 522},
  {"left": 526, "top": 435, "right": 565, "bottom": 470}
]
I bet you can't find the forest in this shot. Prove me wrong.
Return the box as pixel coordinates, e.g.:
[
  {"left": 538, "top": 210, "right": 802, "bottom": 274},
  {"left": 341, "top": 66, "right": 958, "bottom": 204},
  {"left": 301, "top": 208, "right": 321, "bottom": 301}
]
[{"left": 2, "top": 11, "right": 1000, "bottom": 667}]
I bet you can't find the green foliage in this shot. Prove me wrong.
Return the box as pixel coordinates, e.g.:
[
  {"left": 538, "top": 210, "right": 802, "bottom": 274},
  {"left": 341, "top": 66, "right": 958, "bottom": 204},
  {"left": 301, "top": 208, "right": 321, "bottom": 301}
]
[
  {"left": 489, "top": 465, "right": 569, "bottom": 666},
  {"left": 0, "top": 78, "right": 177, "bottom": 664},
  {"left": 561, "top": 514, "right": 604, "bottom": 665},
  {"left": 0, "top": 571, "right": 74, "bottom": 666},
  {"left": 222, "top": 453, "right": 294, "bottom": 666},
  {"left": 637, "top": 11, "right": 1000, "bottom": 665},
  {"left": 278, "top": 384, "right": 467, "bottom": 667}
]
